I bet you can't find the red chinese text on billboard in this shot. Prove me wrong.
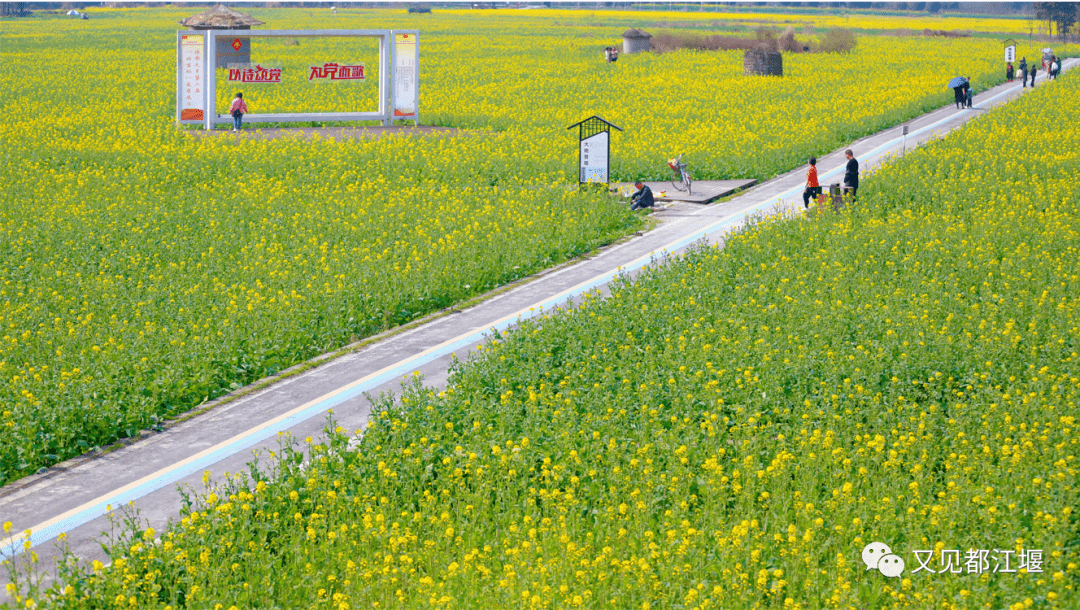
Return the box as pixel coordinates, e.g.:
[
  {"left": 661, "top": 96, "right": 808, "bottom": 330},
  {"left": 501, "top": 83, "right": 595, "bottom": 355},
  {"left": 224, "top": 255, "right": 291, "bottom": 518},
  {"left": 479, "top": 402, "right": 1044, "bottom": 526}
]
[
  {"left": 308, "top": 63, "right": 366, "bottom": 81},
  {"left": 227, "top": 65, "right": 282, "bottom": 83}
]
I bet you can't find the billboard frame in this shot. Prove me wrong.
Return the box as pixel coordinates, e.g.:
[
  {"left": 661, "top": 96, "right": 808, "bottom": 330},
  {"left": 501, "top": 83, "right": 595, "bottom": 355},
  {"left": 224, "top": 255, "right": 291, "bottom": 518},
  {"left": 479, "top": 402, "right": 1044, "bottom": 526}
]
[{"left": 182, "top": 29, "right": 404, "bottom": 130}]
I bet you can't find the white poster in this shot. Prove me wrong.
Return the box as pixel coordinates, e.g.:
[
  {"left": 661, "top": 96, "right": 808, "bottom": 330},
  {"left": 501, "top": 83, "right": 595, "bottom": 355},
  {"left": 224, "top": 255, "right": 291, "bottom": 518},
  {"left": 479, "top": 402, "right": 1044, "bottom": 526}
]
[
  {"left": 579, "top": 131, "right": 609, "bottom": 183},
  {"left": 393, "top": 33, "right": 418, "bottom": 119},
  {"left": 1005, "top": 45, "right": 1016, "bottom": 63},
  {"left": 179, "top": 34, "right": 205, "bottom": 122}
]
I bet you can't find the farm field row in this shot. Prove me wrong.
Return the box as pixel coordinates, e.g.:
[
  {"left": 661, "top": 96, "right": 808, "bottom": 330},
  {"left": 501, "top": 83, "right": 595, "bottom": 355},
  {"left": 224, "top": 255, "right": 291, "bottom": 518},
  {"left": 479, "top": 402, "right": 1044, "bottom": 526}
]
[
  {"left": 6, "top": 48, "right": 1078, "bottom": 610},
  {"left": 1, "top": 7, "right": 1072, "bottom": 484}
]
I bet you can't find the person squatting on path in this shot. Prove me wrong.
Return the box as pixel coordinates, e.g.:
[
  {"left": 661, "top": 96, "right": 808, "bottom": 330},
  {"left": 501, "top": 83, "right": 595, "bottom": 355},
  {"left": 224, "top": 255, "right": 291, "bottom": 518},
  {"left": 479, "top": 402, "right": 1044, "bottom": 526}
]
[
  {"left": 802, "top": 157, "right": 821, "bottom": 209},
  {"left": 843, "top": 150, "right": 859, "bottom": 202},
  {"left": 630, "top": 181, "right": 654, "bottom": 211},
  {"left": 229, "top": 92, "right": 248, "bottom": 132}
]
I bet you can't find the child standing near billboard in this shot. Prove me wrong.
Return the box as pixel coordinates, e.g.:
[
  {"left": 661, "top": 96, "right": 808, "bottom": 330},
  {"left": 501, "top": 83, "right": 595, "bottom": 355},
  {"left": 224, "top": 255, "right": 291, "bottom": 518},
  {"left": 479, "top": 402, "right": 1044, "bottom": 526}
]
[{"left": 229, "top": 92, "right": 248, "bottom": 131}]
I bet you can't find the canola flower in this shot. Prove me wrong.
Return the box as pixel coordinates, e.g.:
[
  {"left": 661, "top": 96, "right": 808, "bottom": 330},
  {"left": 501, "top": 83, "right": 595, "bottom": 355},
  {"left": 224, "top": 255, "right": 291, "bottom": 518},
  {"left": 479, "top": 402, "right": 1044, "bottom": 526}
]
[
  {"left": 0, "top": 7, "right": 1073, "bottom": 482},
  {"left": 6, "top": 46, "right": 1078, "bottom": 610}
]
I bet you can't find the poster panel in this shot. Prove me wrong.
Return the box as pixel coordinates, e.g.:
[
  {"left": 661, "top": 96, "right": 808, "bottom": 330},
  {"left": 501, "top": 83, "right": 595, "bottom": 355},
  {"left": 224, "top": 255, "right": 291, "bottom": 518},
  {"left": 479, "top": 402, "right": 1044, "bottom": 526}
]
[
  {"left": 580, "top": 132, "right": 609, "bottom": 184},
  {"left": 178, "top": 34, "right": 205, "bottom": 122},
  {"left": 393, "top": 32, "right": 418, "bottom": 119}
]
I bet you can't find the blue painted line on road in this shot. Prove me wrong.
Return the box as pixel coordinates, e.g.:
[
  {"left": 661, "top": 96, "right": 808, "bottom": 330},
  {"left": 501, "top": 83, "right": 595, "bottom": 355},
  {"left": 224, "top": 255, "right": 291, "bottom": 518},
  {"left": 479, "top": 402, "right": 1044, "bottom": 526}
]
[{"left": 1, "top": 67, "right": 1062, "bottom": 563}]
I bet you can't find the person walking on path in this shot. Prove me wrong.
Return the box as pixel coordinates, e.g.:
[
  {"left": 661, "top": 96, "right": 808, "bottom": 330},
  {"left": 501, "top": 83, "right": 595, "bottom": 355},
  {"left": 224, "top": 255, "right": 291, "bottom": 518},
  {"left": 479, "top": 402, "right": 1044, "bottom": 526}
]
[
  {"left": 1029, "top": 64, "right": 1037, "bottom": 88},
  {"left": 843, "top": 150, "right": 859, "bottom": 203},
  {"left": 964, "top": 78, "right": 973, "bottom": 109},
  {"left": 630, "top": 181, "right": 654, "bottom": 211},
  {"left": 1020, "top": 57, "right": 1028, "bottom": 88},
  {"left": 1006, "top": 62, "right": 1014, "bottom": 82},
  {"left": 802, "top": 157, "right": 822, "bottom": 209},
  {"left": 229, "top": 92, "right": 248, "bottom": 132},
  {"left": 953, "top": 84, "right": 965, "bottom": 109}
]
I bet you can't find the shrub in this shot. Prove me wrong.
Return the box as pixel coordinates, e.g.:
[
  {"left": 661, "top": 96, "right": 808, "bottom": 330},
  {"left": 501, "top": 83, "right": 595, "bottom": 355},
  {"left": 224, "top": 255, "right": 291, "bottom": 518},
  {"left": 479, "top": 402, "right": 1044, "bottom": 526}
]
[
  {"left": 816, "top": 27, "right": 858, "bottom": 53},
  {"left": 778, "top": 26, "right": 804, "bottom": 52}
]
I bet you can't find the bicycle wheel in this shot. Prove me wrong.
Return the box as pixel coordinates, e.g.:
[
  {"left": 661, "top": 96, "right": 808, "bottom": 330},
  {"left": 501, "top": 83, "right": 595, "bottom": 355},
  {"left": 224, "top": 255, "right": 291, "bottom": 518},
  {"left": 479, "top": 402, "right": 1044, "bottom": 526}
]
[{"left": 671, "top": 177, "right": 687, "bottom": 192}]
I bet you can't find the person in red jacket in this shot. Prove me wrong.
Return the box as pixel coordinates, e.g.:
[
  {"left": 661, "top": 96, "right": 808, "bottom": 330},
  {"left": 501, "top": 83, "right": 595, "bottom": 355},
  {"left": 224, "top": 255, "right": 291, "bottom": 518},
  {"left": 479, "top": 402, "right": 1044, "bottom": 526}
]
[
  {"left": 802, "top": 157, "right": 821, "bottom": 208},
  {"left": 229, "top": 92, "right": 248, "bottom": 132}
]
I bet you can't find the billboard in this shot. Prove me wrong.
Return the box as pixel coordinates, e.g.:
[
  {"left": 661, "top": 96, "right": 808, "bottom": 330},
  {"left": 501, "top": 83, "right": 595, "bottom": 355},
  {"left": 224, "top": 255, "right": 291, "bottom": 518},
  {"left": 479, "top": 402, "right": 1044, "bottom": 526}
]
[{"left": 176, "top": 29, "right": 419, "bottom": 129}]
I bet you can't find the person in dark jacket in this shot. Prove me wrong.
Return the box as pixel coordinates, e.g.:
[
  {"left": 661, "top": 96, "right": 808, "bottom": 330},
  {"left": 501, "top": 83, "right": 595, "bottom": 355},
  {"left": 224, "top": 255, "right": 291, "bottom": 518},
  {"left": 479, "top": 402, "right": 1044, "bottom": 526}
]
[
  {"left": 1020, "top": 57, "right": 1028, "bottom": 88},
  {"left": 1029, "top": 64, "right": 1037, "bottom": 88},
  {"left": 843, "top": 149, "right": 859, "bottom": 202},
  {"left": 1006, "top": 62, "right": 1014, "bottom": 82},
  {"left": 630, "top": 181, "right": 654, "bottom": 210},
  {"left": 964, "top": 79, "right": 973, "bottom": 108}
]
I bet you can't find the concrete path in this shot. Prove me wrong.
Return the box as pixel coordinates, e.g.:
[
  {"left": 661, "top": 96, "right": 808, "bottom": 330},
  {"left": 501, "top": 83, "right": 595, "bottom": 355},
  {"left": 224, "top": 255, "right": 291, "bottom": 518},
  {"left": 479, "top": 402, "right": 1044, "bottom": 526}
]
[
  {"left": 2, "top": 61, "right": 1074, "bottom": 590},
  {"left": 189, "top": 124, "right": 465, "bottom": 140},
  {"left": 613, "top": 179, "right": 759, "bottom": 204}
]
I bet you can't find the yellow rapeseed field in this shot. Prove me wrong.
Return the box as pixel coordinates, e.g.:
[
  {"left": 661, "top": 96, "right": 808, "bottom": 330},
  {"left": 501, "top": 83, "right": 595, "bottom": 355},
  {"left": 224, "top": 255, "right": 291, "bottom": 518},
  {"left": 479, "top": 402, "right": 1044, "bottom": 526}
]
[
  {"left": 0, "top": 7, "right": 1071, "bottom": 483},
  {"left": 6, "top": 51, "right": 1078, "bottom": 610}
]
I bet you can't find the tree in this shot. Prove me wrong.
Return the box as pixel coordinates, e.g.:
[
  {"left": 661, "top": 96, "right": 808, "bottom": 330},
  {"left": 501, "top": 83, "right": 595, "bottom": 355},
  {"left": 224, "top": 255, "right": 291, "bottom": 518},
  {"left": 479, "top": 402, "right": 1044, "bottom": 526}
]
[
  {"left": 926, "top": 2, "right": 941, "bottom": 14},
  {"left": 1033, "top": 2, "right": 1078, "bottom": 40},
  {"left": 0, "top": 2, "right": 29, "bottom": 16}
]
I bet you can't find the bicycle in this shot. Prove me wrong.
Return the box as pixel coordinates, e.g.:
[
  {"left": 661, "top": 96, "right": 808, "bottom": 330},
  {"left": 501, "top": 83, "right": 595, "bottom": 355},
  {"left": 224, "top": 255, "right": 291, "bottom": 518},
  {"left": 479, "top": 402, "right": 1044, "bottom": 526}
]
[{"left": 668, "top": 154, "right": 693, "bottom": 195}]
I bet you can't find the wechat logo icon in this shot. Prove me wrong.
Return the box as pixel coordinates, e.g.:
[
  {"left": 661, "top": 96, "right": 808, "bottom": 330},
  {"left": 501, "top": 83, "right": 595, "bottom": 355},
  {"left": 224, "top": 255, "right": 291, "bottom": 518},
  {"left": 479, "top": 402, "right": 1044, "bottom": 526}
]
[{"left": 862, "top": 541, "right": 905, "bottom": 578}]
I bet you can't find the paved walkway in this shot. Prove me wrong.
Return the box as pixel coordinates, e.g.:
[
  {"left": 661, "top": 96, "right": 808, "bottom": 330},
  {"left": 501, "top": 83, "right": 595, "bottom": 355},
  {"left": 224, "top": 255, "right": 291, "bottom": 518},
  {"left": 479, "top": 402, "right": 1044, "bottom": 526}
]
[
  {"left": 189, "top": 124, "right": 465, "bottom": 140},
  {"left": 2, "top": 61, "right": 1074, "bottom": 590},
  {"left": 613, "top": 179, "right": 759, "bottom": 204}
]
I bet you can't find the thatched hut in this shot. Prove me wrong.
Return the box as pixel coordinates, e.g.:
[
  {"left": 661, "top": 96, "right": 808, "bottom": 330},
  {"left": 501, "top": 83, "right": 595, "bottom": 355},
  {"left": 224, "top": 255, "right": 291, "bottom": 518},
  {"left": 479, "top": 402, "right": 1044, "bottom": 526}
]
[
  {"left": 179, "top": 4, "right": 264, "bottom": 30},
  {"left": 622, "top": 29, "right": 652, "bottom": 55}
]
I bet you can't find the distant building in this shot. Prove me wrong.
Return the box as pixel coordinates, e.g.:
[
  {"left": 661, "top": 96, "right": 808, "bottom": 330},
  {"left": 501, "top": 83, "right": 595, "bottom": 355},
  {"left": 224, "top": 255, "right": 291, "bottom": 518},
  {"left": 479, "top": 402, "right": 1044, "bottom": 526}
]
[
  {"left": 178, "top": 4, "right": 264, "bottom": 30},
  {"left": 744, "top": 49, "right": 783, "bottom": 77},
  {"left": 622, "top": 28, "right": 652, "bottom": 54}
]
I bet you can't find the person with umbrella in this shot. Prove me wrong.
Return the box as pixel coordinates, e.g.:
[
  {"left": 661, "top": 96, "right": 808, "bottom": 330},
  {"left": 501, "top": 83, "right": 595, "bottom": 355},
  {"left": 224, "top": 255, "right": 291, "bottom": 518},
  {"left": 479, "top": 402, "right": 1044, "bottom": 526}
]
[{"left": 949, "top": 76, "right": 968, "bottom": 109}]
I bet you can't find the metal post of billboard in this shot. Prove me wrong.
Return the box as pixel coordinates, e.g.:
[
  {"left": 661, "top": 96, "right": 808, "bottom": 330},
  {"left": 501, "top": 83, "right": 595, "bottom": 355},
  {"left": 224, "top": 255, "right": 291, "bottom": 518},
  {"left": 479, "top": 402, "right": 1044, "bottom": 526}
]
[
  {"left": 566, "top": 115, "right": 622, "bottom": 186},
  {"left": 379, "top": 30, "right": 388, "bottom": 126},
  {"left": 204, "top": 33, "right": 217, "bottom": 131}
]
